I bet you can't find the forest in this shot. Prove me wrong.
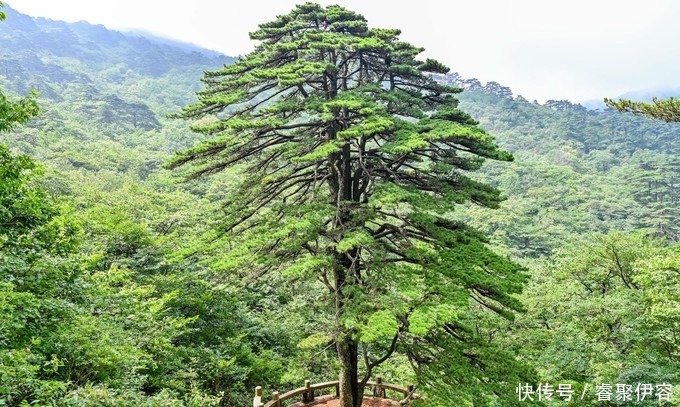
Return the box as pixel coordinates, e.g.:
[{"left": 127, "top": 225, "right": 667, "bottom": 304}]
[{"left": 0, "top": 3, "right": 678, "bottom": 407}]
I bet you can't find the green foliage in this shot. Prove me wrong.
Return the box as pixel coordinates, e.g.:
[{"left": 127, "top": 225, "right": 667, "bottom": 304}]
[
  {"left": 507, "top": 232, "right": 679, "bottom": 406},
  {"left": 605, "top": 96, "right": 680, "bottom": 122},
  {"left": 456, "top": 90, "right": 680, "bottom": 253},
  {"left": 0, "top": 10, "right": 275, "bottom": 404},
  {"left": 0, "top": 90, "right": 39, "bottom": 133},
  {"left": 0, "top": 145, "right": 55, "bottom": 250}
]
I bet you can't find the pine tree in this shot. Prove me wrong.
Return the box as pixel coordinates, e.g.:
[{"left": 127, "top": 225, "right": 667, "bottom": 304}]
[
  {"left": 171, "top": 4, "right": 527, "bottom": 406},
  {"left": 604, "top": 96, "right": 680, "bottom": 122}
]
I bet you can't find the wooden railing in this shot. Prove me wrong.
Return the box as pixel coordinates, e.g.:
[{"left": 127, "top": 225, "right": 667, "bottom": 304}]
[{"left": 253, "top": 377, "right": 418, "bottom": 407}]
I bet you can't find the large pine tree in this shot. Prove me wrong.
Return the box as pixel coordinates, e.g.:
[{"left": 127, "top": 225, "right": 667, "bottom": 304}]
[{"left": 172, "top": 4, "right": 528, "bottom": 406}]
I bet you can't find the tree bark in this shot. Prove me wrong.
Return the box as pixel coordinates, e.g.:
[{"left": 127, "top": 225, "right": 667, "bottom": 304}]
[
  {"left": 334, "top": 244, "right": 364, "bottom": 407},
  {"left": 337, "top": 335, "right": 361, "bottom": 407}
]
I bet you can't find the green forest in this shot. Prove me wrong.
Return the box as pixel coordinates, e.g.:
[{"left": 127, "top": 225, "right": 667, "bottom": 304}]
[{"left": 0, "top": 3, "right": 678, "bottom": 407}]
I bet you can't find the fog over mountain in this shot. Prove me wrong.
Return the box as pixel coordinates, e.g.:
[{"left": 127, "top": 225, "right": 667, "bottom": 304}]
[{"left": 8, "top": 0, "right": 680, "bottom": 103}]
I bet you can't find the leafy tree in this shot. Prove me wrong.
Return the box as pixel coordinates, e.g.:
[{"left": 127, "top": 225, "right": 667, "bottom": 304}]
[
  {"left": 0, "top": 45, "right": 74, "bottom": 406},
  {"left": 172, "top": 4, "right": 527, "bottom": 406},
  {"left": 508, "top": 231, "right": 679, "bottom": 406},
  {"left": 0, "top": 90, "right": 38, "bottom": 133},
  {"left": 604, "top": 97, "right": 680, "bottom": 122}
]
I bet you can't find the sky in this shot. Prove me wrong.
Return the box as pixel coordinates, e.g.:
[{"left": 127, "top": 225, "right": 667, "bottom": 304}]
[{"left": 7, "top": 0, "right": 680, "bottom": 103}]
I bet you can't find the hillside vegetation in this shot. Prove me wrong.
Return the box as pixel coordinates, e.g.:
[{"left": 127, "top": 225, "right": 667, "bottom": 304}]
[{"left": 0, "top": 5, "right": 677, "bottom": 406}]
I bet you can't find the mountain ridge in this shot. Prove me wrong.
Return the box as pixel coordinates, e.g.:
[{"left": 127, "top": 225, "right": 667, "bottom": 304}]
[{"left": 0, "top": 4, "right": 234, "bottom": 79}]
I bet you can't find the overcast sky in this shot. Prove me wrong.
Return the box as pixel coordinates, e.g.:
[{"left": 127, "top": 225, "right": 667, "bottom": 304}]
[{"left": 7, "top": 0, "right": 680, "bottom": 103}]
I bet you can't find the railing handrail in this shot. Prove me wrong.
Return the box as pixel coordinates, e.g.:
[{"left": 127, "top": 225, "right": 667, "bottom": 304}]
[{"left": 253, "top": 377, "right": 418, "bottom": 407}]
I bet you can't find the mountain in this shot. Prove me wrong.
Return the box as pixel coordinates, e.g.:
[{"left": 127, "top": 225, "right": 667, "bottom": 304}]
[
  {"left": 406, "top": 71, "right": 678, "bottom": 255},
  {"left": 120, "top": 29, "right": 226, "bottom": 58},
  {"left": 616, "top": 86, "right": 680, "bottom": 102},
  {"left": 0, "top": 4, "right": 678, "bottom": 406},
  {"left": 0, "top": 5, "right": 232, "bottom": 75},
  {"left": 0, "top": 4, "right": 235, "bottom": 176},
  {"left": 0, "top": 3, "right": 234, "bottom": 119},
  {"left": 583, "top": 87, "right": 680, "bottom": 110}
]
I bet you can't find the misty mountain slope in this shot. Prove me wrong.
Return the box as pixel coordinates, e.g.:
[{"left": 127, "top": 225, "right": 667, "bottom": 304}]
[
  {"left": 0, "top": 4, "right": 234, "bottom": 116},
  {"left": 0, "top": 5, "right": 232, "bottom": 75},
  {"left": 0, "top": 5, "right": 239, "bottom": 179}
]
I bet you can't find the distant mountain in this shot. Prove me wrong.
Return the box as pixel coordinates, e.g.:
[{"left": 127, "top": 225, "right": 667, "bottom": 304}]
[
  {"left": 0, "top": 3, "right": 237, "bottom": 136},
  {"left": 616, "top": 87, "right": 680, "bottom": 102},
  {"left": 0, "top": 4, "right": 234, "bottom": 80},
  {"left": 121, "top": 29, "right": 226, "bottom": 58},
  {"left": 0, "top": 4, "right": 237, "bottom": 182},
  {"left": 581, "top": 98, "right": 607, "bottom": 110},
  {"left": 583, "top": 87, "right": 680, "bottom": 111}
]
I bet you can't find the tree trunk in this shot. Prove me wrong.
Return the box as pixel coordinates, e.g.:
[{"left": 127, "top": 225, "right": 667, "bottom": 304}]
[
  {"left": 331, "top": 93, "right": 365, "bottom": 405},
  {"left": 334, "top": 254, "right": 364, "bottom": 407},
  {"left": 337, "top": 336, "right": 361, "bottom": 407}
]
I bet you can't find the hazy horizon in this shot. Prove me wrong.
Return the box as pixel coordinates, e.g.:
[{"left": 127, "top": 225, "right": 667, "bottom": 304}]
[{"left": 6, "top": 0, "right": 680, "bottom": 104}]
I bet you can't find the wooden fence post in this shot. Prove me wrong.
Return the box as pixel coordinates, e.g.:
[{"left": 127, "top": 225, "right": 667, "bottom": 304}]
[
  {"left": 374, "top": 376, "right": 385, "bottom": 398},
  {"left": 253, "top": 386, "right": 263, "bottom": 407},
  {"left": 303, "top": 379, "right": 314, "bottom": 402},
  {"left": 272, "top": 391, "right": 281, "bottom": 407}
]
